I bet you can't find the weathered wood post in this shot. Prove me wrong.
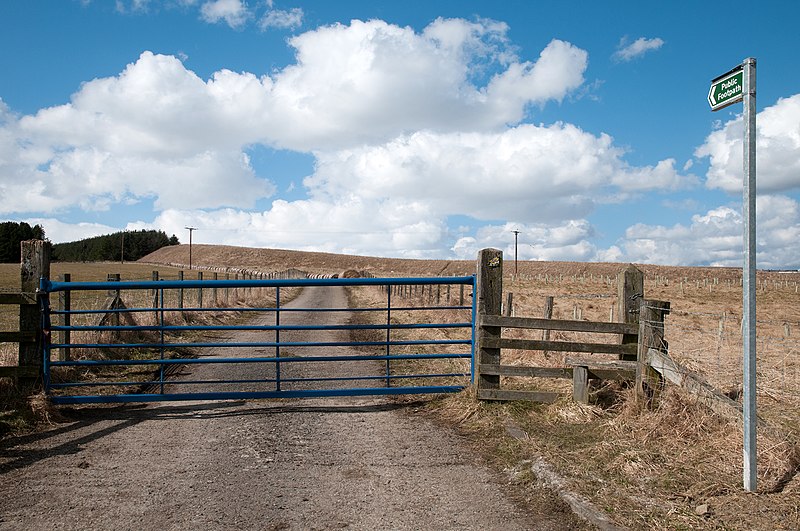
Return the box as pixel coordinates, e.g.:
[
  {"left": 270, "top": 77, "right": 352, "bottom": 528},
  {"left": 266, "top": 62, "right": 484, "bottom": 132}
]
[
  {"left": 107, "top": 273, "right": 121, "bottom": 327},
  {"left": 573, "top": 365, "right": 589, "bottom": 404},
  {"left": 617, "top": 264, "right": 644, "bottom": 360},
  {"left": 178, "top": 270, "right": 184, "bottom": 309},
  {"left": 224, "top": 272, "right": 230, "bottom": 306},
  {"left": 60, "top": 273, "right": 71, "bottom": 361},
  {"left": 197, "top": 271, "right": 203, "bottom": 308},
  {"left": 636, "top": 299, "right": 670, "bottom": 404},
  {"left": 476, "top": 248, "right": 503, "bottom": 394},
  {"left": 20, "top": 240, "right": 50, "bottom": 373},
  {"left": 212, "top": 272, "right": 218, "bottom": 307},
  {"left": 542, "top": 296, "right": 554, "bottom": 357},
  {"left": 151, "top": 271, "right": 159, "bottom": 324}
]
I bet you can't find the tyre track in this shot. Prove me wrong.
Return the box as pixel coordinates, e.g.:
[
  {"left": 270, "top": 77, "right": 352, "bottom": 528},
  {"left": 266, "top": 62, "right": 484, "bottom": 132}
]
[{"left": 0, "top": 286, "right": 587, "bottom": 530}]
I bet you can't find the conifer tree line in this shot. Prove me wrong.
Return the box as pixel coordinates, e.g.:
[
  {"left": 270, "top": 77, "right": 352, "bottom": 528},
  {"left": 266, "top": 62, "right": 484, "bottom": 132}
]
[
  {"left": 0, "top": 222, "right": 179, "bottom": 263},
  {"left": 0, "top": 222, "right": 46, "bottom": 263}
]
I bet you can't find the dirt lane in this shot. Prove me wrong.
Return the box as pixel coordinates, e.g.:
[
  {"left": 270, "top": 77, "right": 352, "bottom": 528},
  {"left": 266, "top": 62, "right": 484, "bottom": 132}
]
[{"left": 0, "top": 286, "right": 587, "bottom": 530}]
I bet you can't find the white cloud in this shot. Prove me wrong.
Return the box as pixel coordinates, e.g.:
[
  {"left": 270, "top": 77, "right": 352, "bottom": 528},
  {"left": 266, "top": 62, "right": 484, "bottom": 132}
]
[
  {"left": 486, "top": 39, "right": 587, "bottom": 118},
  {"left": 607, "top": 195, "right": 800, "bottom": 268},
  {"left": 141, "top": 208, "right": 604, "bottom": 261},
  {"left": 200, "top": 0, "right": 250, "bottom": 29},
  {"left": 146, "top": 199, "right": 448, "bottom": 258},
  {"left": 451, "top": 220, "right": 599, "bottom": 261},
  {"left": 696, "top": 94, "right": 800, "bottom": 194},
  {"left": 22, "top": 218, "right": 121, "bottom": 244},
  {"left": 265, "top": 22, "right": 587, "bottom": 150},
  {"left": 306, "top": 124, "right": 692, "bottom": 224},
  {"left": 5, "top": 52, "right": 274, "bottom": 214},
  {"left": 259, "top": 7, "right": 302, "bottom": 30},
  {"left": 0, "top": 20, "right": 597, "bottom": 218},
  {"left": 613, "top": 37, "right": 665, "bottom": 62}
]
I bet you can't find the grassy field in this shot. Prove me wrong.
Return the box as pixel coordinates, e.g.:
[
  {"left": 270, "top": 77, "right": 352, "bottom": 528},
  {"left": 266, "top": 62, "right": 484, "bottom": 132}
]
[
  {"left": 344, "top": 270, "right": 799, "bottom": 529},
  {"left": 2, "top": 246, "right": 799, "bottom": 529},
  {"left": 1, "top": 262, "right": 186, "bottom": 366}
]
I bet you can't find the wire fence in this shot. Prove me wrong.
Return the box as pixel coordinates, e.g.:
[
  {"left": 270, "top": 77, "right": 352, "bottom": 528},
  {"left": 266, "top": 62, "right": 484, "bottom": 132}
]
[{"left": 504, "top": 269, "right": 800, "bottom": 436}]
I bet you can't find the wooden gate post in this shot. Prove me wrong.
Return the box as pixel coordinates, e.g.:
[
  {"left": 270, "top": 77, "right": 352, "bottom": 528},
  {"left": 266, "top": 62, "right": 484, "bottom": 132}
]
[
  {"left": 476, "top": 248, "right": 503, "bottom": 392},
  {"left": 617, "top": 264, "right": 644, "bottom": 360},
  {"left": 20, "top": 239, "right": 50, "bottom": 372},
  {"left": 636, "top": 299, "right": 670, "bottom": 404}
]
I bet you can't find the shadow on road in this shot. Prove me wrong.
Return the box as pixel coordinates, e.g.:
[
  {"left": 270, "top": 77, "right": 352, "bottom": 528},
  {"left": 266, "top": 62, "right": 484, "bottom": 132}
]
[{"left": 0, "top": 398, "right": 430, "bottom": 475}]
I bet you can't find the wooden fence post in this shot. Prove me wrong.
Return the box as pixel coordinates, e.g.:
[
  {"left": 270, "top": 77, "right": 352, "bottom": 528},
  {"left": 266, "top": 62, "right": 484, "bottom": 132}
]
[
  {"left": 212, "top": 272, "right": 218, "bottom": 307},
  {"left": 476, "top": 248, "right": 503, "bottom": 392},
  {"left": 197, "top": 271, "right": 203, "bottom": 308},
  {"left": 60, "top": 273, "right": 71, "bottom": 361},
  {"left": 636, "top": 299, "right": 670, "bottom": 404},
  {"left": 505, "top": 292, "right": 514, "bottom": 317},
  {"left": 107, "top": 273, "right": 121, "bottom": 327},
  {"left": 151, "top": 270, "right": 159, "bottom": 324},
  {"left": 178, "top": 270, "right": 184, "bottom": 309},
  {"left": 542, "top": 296, "right": 554, "bottom": 357},
  {"left": 617, "top": 265, "right": 644, "bottom": 360},
  {"left": 20, "top": 240, "right": 50, "bottom": 372},
  {"left": 573, "top": 366, "right": 589, "bottom": 404},
  {"left": 224, "top": 272, "right": 230, "bottom": 305}
]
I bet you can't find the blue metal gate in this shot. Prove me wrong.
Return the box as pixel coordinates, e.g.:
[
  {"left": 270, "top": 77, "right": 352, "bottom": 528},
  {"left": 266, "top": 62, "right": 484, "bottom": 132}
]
[{"left": 39, "top": 275, "right": 475, "bottom": 404}]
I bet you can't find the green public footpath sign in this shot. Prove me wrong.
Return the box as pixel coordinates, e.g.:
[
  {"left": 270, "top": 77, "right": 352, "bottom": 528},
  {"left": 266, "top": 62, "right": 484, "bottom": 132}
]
[{"left": 708, "top": 67, "right": 744, "bottom": 111}]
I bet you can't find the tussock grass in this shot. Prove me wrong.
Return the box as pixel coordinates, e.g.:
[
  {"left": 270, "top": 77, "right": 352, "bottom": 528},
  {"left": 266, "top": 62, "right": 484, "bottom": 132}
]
[
  {"left": 3, "top": 249, "right": 799, "bottom": 528},
  {"left": 420, "top": 385, "right": 800, "bottom": 530},
  {"left": 344, "top": 275, "right": 800, "bottom": 529}
]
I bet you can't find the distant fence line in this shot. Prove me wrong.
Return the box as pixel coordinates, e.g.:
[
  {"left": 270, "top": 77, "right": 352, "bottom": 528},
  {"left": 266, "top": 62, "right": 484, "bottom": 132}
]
[
  {"left": 139, "top": 261, "right": 320, "bottom": 280},
  {"left": 3, "top": 242, "right": 797, "bottom": 423},
  {"left": 513, "top": 271, "right": 800, "bottom": 294}
]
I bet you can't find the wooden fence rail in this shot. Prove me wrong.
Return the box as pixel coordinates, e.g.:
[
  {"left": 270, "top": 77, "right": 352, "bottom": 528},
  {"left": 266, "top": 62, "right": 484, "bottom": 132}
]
[
  {"left": 0, "top": 240, "right": 48, "bottom": 381},
  {"left": 475, "top": 248, "right": 668, "bottom": 404},
  {"left": 5, "top": 242, "right": 673, "bottom": 405}
]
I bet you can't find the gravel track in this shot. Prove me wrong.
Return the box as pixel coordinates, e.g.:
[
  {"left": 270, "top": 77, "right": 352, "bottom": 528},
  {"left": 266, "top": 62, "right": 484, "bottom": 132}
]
[{"left": 0, "top": 286, "right": 586, "bottom": 530}]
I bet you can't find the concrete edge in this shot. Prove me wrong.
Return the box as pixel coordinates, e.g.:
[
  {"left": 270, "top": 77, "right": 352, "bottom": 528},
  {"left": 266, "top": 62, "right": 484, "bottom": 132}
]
[{"left": 505, "top": 423, "right": 624, "bottom": 531}]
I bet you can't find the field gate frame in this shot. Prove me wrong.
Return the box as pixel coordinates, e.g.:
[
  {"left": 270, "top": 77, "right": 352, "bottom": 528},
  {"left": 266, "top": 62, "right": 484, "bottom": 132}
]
[{"left": 38, "top": 271, "right": 477, "bottom": 405}]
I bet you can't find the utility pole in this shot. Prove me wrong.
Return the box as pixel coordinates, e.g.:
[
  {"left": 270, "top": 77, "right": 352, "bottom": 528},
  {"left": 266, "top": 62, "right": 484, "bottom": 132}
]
[
  {"left": 185, "top": 226, "right": 197, "bottom": 270},
  {"left": 120, "top": 230, "right": 125, "bottom": 264},
  {"left": 512, "top": 229, "right": 520, "bottom": 278}
]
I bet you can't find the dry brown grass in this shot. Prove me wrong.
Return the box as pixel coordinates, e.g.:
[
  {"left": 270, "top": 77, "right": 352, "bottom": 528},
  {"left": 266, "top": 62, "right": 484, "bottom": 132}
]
[
  {"left": 1, "top": 261, "right": 186, "bottom": 364},
  {"left": 346, "top": 270, "right": 799, "bottom": 528},
  {"left": 345, "top": 284, "right": 473, "bottom": 389},
  {"left": 1, "top": 259, "right": 299, "bottom": 429},
  {"left": 3, "top": 247, "right": 799, "bottom": 528}
]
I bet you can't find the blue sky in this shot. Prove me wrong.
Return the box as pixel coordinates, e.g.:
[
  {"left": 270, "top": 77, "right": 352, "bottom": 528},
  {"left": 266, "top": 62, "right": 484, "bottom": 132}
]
[{"left": 1, "top": 1, "right": 799, "bottom": 267}]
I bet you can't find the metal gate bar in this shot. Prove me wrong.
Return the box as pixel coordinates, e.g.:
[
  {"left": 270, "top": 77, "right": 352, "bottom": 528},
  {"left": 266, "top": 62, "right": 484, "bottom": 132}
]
[{"left": 40, "top": 275, "right": 476, "bottom": 404}]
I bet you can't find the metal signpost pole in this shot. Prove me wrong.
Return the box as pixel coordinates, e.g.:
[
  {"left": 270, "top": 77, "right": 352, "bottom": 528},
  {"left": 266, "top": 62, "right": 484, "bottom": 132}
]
[
  {"left": 742, "top": 57, "right": 757, "bottom": 492},
  {"left": 709, "top": 57, "right": 757, "bottom": 492}
]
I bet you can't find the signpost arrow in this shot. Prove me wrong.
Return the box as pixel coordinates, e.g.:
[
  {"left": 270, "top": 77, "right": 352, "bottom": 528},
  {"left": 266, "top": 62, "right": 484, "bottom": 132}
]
[{"left": 708, "top": 66, "right": 744, "bottom": 111}]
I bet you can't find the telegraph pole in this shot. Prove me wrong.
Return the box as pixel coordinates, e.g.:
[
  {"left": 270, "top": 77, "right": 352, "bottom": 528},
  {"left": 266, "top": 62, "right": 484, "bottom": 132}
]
[
  {"left": 185, "top": 226, "right": 197, "bottom": 270},
  {"left": 512, "top": 229, "right": 520, "bottom": 278}
]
